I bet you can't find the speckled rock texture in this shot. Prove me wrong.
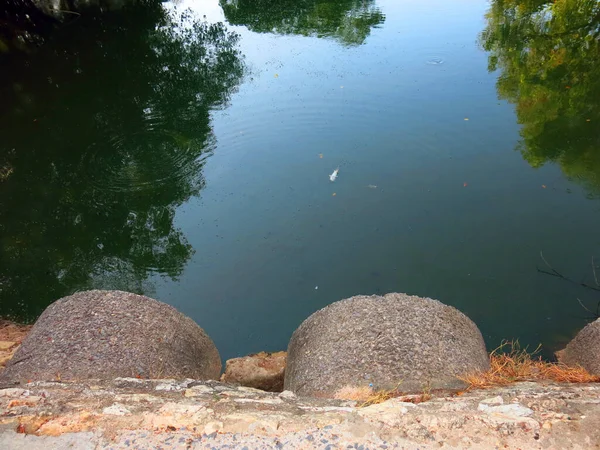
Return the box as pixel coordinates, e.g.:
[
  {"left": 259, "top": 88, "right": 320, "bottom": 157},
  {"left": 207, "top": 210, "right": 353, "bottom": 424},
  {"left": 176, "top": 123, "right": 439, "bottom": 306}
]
[
  {"left": 558, "top": 318, "right": 600, "bottom": 375},
  {"left": 221, "top": 351, "right": 286, "bottom": 392},
  {"left": 285, "top": 293, "right": 490, "bottom": 396},
  {"left": 0, "top": 290, "right": 221, "bottom": 383}
]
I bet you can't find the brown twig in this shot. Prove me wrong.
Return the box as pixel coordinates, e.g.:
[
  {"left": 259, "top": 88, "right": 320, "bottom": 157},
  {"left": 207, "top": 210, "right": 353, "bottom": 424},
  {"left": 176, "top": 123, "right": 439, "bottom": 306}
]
[
  {"left": 538, "top": 252, "right": 600, "bottom": 319},
  {"left": 537, "top": 251, "right": 600, "bottom": 292},
  {"left": 577, "top": 298, "right": 596, "bottom": 316}
]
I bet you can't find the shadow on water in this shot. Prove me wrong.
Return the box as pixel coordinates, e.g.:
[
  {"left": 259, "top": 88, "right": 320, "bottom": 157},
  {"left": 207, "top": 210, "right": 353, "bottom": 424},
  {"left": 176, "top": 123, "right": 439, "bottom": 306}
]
[
  {"left": 0, "top": 3, "right": 245, "bottom": 320},
  {"left": 220, "top": 0, "right": 385, "bottom": 46},
  {"left": 481, "top": 0, "right": 600, "bottom": 194}
]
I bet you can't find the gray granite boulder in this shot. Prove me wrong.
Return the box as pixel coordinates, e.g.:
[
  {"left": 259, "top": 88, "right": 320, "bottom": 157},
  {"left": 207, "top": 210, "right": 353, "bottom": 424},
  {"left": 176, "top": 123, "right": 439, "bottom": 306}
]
[
  {"left": 557, "top": 318, "right": 600, "bottom": 375},
  {"left": 0, "top": 290, "right": 221, "bottom": 382},
  {"left": 284, "top": 293, "right": 490, "bottom": 397}
]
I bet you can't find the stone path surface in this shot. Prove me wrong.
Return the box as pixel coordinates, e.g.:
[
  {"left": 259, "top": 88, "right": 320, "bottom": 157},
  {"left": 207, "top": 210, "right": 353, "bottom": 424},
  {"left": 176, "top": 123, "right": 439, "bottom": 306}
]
[{"left": 1, "top": 378, "right": 600, "bottom": 449}]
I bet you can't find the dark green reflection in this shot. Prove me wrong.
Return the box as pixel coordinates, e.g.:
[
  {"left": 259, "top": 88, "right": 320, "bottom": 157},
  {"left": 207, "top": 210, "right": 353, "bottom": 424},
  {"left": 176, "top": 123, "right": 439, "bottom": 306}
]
[
  {"left": 0, "top": 0, "right": 57, "bottom": 53},
  {"left": 220, "top": 0, "right": 385, "bottom": 46},
  {"left": 0, "top": 5, "right": 245, "bottom": 320},
  {"left": 481, "top": 0, "right": 600, "bottom": 192}
]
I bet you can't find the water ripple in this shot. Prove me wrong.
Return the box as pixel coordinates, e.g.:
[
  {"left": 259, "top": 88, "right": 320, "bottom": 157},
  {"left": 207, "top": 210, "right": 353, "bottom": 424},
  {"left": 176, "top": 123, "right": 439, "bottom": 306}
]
[{"left": 82, "top": 122, "right": 211, "bottom": 194}]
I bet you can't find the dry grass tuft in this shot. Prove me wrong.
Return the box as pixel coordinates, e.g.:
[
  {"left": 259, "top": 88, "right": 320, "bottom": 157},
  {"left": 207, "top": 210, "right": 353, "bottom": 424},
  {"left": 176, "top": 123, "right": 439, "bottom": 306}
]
[
  {"left": 360, "top": 389, "right": 433, "bottom": 407},
  {"left": 334, "top": 385, "right": 375, "bottom": 402},
  {"left": 333, "top": 384, "right": 433, "bottom": 407},
  {"left": 538, "top": 363, "right": 600, "bottom": 383},
  {"left": 360, "top": 389, "right": 395, "bottom": 407},
  {"left": 459, "top": 340, "right": 600, "bottom": 390}
]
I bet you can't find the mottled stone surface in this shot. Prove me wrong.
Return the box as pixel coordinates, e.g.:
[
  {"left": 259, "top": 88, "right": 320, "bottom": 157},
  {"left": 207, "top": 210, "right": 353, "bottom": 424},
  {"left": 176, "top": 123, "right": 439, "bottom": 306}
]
[
  {"left": 558, "top": 318, "right": 600, "bottom": 375},
  {"left": 221, "top": 351, "right": 286, "bottom": 392},
  {"left": 0, "top": 321, "right": 31, "bottom": 370},
  {"left": 0, "top": 290, "right": 220, "bottom": 383},
  {"left": 285, "top": 293, "right": 490, "bottom": 396},
  {"left": 0, "top": 379, "right": 599, "bottom": 449}
]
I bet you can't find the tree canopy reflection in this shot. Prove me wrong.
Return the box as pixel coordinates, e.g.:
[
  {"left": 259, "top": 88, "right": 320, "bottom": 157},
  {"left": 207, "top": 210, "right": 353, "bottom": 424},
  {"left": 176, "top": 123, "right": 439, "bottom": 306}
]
[
  {"left": 481, "top": 0, "right": 600, "bottom": 192},
  {"left": 220, "top": 0, "right": 385, "bottom": 46},
  {"left": 0, "top": 4, "right": 245, "bottom": 320}
]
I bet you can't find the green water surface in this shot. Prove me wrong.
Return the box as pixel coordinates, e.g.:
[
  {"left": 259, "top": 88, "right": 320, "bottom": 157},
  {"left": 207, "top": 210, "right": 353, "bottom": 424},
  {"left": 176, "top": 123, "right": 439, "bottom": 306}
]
[{"left": 1, "top": 0, "right": 599, "bottom": 361}]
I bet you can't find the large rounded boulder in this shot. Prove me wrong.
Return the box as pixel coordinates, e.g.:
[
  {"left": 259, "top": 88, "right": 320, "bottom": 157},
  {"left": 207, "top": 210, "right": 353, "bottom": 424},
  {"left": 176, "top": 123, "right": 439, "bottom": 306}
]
[
  {"left": 0, "top": 290, "right": 221, "bottom": 382},
  {"left": 284, "top": 293, "right": 489, "bottom": 397},
  {"left": 557, "top": 318, "right": 600, "bottom": 375}
]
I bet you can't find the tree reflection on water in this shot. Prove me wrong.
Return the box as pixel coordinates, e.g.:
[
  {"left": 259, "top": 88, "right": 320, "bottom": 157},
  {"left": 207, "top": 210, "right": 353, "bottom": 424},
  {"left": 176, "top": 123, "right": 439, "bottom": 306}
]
[
  {"left": 482, "top": 0, "right": 600, "bottom": 194},
  {"left": 220, "top": 0, "right": 385, "bottom": 46},
  {"left": 0, "top": 3, "right": 245, "bottom": 320}
]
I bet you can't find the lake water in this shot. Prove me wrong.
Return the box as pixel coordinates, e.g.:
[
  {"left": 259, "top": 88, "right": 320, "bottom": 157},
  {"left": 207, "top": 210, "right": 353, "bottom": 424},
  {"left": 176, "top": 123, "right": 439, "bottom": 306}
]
[{"left": 1, "top": 0, "right": 599, "bottom": 361}]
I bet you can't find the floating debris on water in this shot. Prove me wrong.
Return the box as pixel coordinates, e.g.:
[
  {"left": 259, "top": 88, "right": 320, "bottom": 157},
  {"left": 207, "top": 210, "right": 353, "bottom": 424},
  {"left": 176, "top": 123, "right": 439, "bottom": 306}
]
[
  {"left": 367, "top": 184, "right": 377, "bottom": 189},
  {"left": 427, "top": 57, "right": 445, "bottom": 65},
  {"left": 329, "top": 167, "right": 339, "bottom": 182}
]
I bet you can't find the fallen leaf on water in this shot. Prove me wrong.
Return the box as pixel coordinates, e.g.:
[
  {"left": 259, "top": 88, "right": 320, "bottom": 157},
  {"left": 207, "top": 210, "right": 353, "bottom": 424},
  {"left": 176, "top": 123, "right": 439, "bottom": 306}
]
[
  {"left": 274, "top": 73, "right": 279, "bottom": 78},
  {"left": 319, "top": 153, "right": 323, "bottom": 159},
  {"left": 542, "top": 185, "right": 547, "bottom": 188},
  {"left": 463, "top": 182, "right": 468, "bottom": 187}
]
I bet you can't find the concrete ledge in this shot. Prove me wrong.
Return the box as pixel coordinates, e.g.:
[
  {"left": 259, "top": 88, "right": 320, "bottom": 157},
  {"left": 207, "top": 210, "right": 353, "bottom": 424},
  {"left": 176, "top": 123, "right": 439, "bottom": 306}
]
[{"left": 1, "top": 379, "right": 599, "bottom": 449}]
